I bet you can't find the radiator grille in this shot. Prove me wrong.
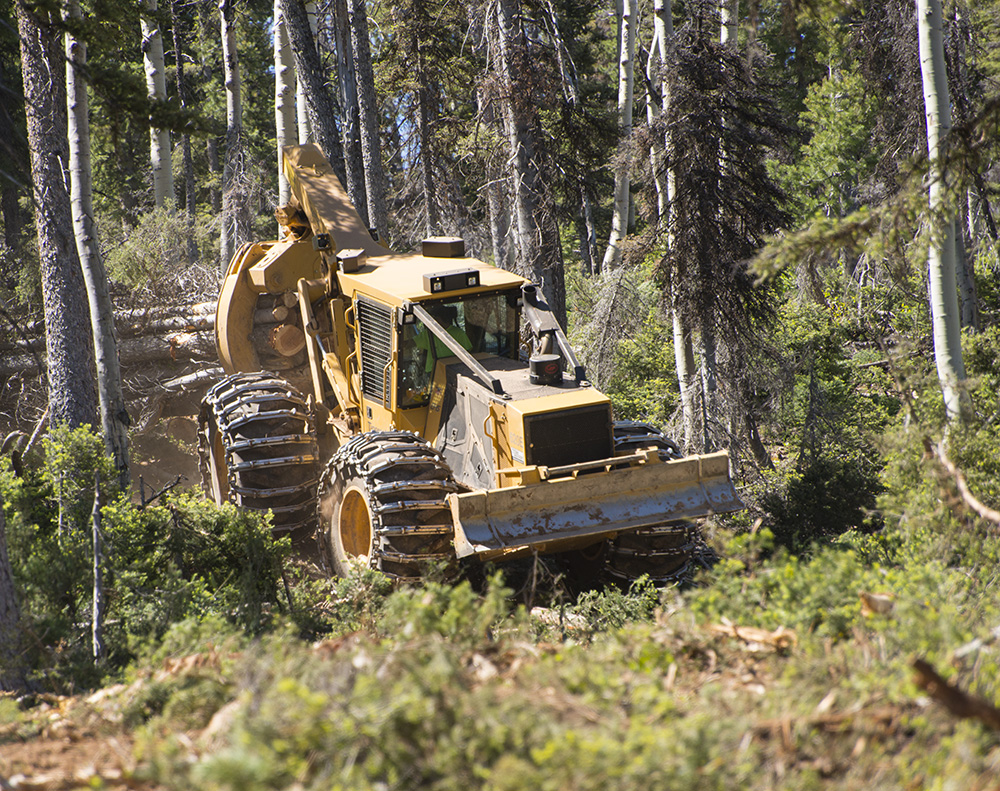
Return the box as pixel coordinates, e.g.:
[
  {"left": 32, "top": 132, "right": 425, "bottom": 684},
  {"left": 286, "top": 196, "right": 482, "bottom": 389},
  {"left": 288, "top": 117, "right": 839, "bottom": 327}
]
[
  {"left": 357, "top": 299, "right": 392, "bottom": 403},
  {"left": 524, "top": 404, "right": 613, "bottom": 468}
]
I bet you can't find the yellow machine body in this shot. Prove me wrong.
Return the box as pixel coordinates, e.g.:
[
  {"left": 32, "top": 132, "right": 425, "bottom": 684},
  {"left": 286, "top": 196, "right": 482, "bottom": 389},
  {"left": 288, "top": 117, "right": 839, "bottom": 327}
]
[{"left": 211, "top": 144, "right": 742, "bottom": 561}]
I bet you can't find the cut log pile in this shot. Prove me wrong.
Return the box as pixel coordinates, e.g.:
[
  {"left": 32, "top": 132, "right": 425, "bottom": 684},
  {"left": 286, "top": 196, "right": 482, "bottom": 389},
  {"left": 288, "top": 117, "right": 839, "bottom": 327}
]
[{"left": 0, "top": 302, "right": 221, "bottom": 377}]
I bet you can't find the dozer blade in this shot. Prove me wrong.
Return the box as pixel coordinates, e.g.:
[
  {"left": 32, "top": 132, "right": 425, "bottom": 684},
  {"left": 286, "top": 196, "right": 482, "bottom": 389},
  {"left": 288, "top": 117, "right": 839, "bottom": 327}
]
[{"left": 449, "top": 451, "right": 742, "bottom": 559}]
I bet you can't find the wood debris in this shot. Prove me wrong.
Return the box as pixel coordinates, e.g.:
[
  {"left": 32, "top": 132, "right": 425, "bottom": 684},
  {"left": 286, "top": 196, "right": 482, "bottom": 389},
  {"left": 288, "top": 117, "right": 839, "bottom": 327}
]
[
  {"left": 859, "top": 591, "right": 895, "bottom": 616},
  {"left": 709, "top": 622, "right": 797, "bottom": 652},
  {"left": 912, "top": 657, "right": 1000, "bottom": 730}
]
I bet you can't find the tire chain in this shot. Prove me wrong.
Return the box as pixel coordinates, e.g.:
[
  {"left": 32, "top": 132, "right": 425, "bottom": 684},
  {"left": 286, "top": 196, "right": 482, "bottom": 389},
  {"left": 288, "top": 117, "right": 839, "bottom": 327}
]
[
  {"left": 605, "top": 421, "right": 712, "bottom": 585},
  {"left": 198, "top": 372, "right": 320, "bottom": 541},
  {"left": 319, "top": 430, "right": 459, "bottom": 582}
]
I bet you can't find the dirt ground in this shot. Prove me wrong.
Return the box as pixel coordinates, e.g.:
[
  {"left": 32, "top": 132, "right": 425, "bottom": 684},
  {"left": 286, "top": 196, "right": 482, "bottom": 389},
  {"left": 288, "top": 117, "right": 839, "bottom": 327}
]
[{"left": 129, "top": 415, "right": 204, "bottom": 501}]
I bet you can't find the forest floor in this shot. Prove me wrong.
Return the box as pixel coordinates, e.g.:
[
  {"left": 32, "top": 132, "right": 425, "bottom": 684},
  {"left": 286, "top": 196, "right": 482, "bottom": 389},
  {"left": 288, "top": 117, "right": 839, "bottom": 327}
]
[{"left": 0, "top": 607, "right": 962, "bottom": 790}]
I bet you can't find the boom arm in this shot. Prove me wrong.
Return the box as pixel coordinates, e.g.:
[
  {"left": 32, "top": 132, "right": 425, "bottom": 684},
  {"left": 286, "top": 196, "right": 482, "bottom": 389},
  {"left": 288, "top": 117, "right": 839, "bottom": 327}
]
[{"left": 281, "top": 144, "right": 390, "bottom": 258}]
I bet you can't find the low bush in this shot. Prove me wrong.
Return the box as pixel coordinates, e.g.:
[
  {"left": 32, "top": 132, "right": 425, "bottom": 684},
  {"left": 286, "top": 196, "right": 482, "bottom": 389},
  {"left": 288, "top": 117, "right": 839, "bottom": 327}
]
[{"left": 2, "top": 426, "right": 291, "bottom": 689}]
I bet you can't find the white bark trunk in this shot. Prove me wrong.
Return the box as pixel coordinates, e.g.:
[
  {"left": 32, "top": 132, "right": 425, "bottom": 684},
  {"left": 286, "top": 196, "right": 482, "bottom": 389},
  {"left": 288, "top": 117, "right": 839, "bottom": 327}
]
[
  {"left": 274, "top": 0, "right": 296, "bottom": 208},
  {"left": 917, "top": 0, "right": 966, "bottom": 421},
  {"left": 720, "top": 0, "right": 738, "bottom": 47},
  {"left": 954, "top": 222, "right": 978, "bottom": 329},
  {"left": 220, "top": 0, "right": 248, "bottom": 274},
  {"left": 672, "top": 302, "right": 698, "bottom": 452},
  {"left": 140, "top": 0, "right": 173, "bottom": 207},
  {"left": 601, "top": 0, "right": 636, "bottom": 270},
  {"left": 647, "top": 0, "right": 672, "bottom": 224},
  {"left": 698, "top": 325, "right": 717, "bottom": 450},
  {"left": 66, "top": 0, "right": 131, "bottom": 491},
  {"left": 91, "top": 471, "right": 104, "bottom": 661}
]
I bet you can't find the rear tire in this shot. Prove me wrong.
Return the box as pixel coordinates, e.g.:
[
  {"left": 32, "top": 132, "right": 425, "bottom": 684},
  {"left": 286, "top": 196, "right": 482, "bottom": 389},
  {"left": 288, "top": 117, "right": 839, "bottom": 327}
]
[
  {"left": 604, "top": 421, "right": 706, "bottom": 586},
  {"left": 198, "top": 373, "right": 320, "bottom": 544},
  {"left": 319, "top": 431, "right": 458, "bottom": 582}
]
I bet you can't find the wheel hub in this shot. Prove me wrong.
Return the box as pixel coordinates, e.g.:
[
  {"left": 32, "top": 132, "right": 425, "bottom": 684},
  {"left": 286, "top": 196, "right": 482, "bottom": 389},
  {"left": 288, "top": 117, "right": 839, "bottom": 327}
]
[{"left": 339, "top": 486, "right": 373, "bottom": 561}]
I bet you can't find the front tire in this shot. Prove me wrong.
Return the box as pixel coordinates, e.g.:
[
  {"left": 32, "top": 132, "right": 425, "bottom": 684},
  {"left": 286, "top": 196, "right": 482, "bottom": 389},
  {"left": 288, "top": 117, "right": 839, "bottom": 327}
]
[
  {"left": 604, "top": 421, "right": 705, "bottom": 585},
  {"left": 319, "top": 431, "right": 458, "bottom": 582}
]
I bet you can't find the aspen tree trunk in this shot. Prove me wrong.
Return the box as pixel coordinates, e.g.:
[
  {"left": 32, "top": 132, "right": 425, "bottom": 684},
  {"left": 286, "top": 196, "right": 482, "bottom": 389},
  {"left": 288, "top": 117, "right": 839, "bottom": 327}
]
[
  {"left": 332, "top": 0, "right": 368, "bottom": 226},
  {"left": 673, "top": 299, "right": 699, "bottom": 452},
  {"left": 0, "top": 507, "right": 25, "bottom": 692},
  {"left": 917, "top": 0, "right": 966, "bottom": 422},
  {"left": 695, "top": 0, "right": 738, "bottom": 448},
  {"left": 171, "top": 0, "right": 198, "bottom": 263},
  {"left": 274, "top": 0, "right": 296, "bottom": 207},
  {"left": 65, "top": 0, "right": 131, "bottom": 491},
  {"left": 140, "top": 0, "right": 174, "bottom": 207},
  {"left": 647, "top": 0, "right": 672, "bottom": 223},
  {"left": 17, "top": 0, "right": 97, "bottom": 429},
  {"left": 955, "top": 225, "right": 978, "bottom": 330},
  {"left": 296, "top": 0, "right": 318, "bottom": 143},
  {"left": 281, "top": 0, "right": 348, "bottom": 185},
  {"left": 495, "top": 0, "right": 566, "bottom": 325},
  {"left": 720, "top": 0, "right": 738, "bottom": 46},
  {"left": 91, "top": 471, "right": 104, "bottom": 661},
  {"left": 349, "top": 0, "right": 388, "bottom": 242},
  {"left": 220, "top": 0, "right": 250, "bottom": 275},
  {"left": 580, "top": 185, "right": 598, "bottom": 276},
  {"left": 601, "top": 0, "right": 636, "bottom": 271},
  {"left": 656, "top": 0, "right": 697, "bottom": 449}
]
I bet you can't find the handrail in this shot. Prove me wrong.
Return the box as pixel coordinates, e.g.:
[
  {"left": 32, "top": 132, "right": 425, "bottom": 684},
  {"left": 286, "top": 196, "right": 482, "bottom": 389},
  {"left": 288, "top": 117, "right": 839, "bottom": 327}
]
[{"left": 409, "top": 303, "right": 505, "bottom": 396}]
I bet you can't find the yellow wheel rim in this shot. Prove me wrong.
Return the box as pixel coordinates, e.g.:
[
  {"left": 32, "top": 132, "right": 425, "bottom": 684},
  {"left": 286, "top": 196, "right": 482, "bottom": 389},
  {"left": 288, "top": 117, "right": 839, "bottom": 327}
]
[{"left": 339, "top": 487, "right": 373, "bottom": 560}]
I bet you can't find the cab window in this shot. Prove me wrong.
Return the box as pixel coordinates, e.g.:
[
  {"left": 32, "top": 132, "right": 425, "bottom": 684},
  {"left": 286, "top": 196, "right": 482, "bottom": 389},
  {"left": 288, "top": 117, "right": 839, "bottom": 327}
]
[{"left": 397, "top": 290, "right": 519, "bottom": 408}]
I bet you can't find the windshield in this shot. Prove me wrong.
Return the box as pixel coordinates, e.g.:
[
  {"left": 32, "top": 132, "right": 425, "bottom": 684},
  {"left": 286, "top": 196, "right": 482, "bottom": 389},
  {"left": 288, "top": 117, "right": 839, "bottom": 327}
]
[{"left": 398, "top": 290, "right": 519, "bottom": 408}]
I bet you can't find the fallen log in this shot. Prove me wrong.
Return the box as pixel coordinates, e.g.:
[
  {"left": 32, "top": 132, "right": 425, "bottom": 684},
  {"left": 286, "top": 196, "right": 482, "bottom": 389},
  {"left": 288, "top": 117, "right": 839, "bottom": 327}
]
[{"left": 0, "top": 331, "right": 218, "bottom": 377}]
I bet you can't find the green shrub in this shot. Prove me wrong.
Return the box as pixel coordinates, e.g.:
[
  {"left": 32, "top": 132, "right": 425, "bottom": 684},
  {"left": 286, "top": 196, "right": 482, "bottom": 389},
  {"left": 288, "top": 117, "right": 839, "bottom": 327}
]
[{"left": 1, "top": 426, "right": 291, "bottom": 689}]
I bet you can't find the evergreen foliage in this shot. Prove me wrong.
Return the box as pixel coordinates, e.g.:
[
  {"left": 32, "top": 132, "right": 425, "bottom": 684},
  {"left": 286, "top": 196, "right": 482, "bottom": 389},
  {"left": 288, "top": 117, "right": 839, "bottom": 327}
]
[{"left": 1, "top": 426, "right": 291, "bottom": 688}]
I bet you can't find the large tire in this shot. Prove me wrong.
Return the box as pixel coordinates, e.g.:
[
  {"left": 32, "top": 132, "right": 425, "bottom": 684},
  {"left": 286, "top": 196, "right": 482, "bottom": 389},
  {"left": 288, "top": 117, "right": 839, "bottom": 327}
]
[
  {"left": 604, "top": 421, "right": 706, "bottom": 585},
  {"left": 199, "top": 373, "right": 320, "bottom": 543},
  {"left": 319, "top": 431, "right": 458, "bottom": 582}
]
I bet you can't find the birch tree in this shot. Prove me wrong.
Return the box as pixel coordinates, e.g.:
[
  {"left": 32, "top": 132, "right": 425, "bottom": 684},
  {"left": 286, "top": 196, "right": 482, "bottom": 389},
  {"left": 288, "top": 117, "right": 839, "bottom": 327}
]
[
  {"left": 275, "top": 0, "right": 297, "bottom": 207},
  {"left": 281, "top": 0, "right": 348, "bottom": 185},
  {"left": 140, "top": 0, "right": 174, "bottom": 207},
  {"left": 601, "top": 0, "right": 636, "bottom": 271},
  {"left": 219, "top": 0, "right": 251, "bottom": 273},
  {"left": 17, "top": 0, "right": 97, "bottom": 429},
  {"left": 916, "top": 0, "right": 966, "bottom": 421},
  {"left": 649, "top": 0, "right": 698, "bottom": 450},
  {"left": 720, "top": 0, "right": 738, "bottom": 46},
  {"left": 65, "top": 0, "right": 131, "bottom": 491}
]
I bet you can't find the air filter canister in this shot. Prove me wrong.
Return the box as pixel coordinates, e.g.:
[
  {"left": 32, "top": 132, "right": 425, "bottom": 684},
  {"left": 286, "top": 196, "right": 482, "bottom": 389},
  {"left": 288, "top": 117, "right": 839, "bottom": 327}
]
[{"left": 529, "top": 353, "right": 562, "bottom": 385}]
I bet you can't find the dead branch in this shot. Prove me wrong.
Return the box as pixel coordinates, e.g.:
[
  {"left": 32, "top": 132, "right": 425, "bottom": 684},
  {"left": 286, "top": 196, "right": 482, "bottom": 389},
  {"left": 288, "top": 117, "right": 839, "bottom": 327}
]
[
  {"left": 912, "top": 657, "right": 1000, "bottom": 730},
  {"left": 925, "top": 438, "right": 1000, "bottom": 527}
]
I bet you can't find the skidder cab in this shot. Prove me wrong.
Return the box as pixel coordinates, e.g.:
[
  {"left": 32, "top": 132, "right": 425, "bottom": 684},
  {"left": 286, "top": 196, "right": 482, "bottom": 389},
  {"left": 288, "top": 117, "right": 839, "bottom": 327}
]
[{"left": 200, "top": 143, "right": 742, "bottom": 585}]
